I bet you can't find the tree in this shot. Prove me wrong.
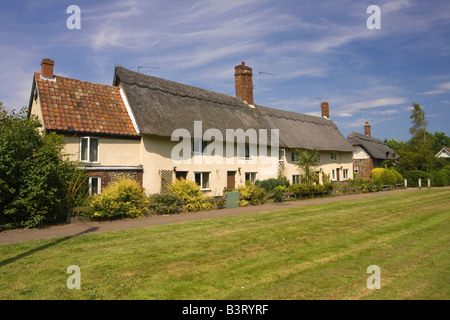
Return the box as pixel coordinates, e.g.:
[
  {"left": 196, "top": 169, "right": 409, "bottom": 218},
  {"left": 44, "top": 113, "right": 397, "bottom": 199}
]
[
  {"left": 294, "top": 148, "right": 320, "bottom": 184},
  {"left": 0, "top": 106, "right": 76, "bottom": 230},
  {"left": 409, "top": 103, "right": 428, "bottom": 143}
]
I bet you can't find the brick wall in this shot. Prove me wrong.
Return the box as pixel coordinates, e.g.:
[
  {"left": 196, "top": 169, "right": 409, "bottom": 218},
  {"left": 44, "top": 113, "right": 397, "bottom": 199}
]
[{"left": 353, "top": 158, "right": 373, "bottom": 179}]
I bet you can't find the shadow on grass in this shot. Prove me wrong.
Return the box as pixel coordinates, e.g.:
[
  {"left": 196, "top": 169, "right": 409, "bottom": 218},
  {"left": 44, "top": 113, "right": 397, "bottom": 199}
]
[{"left": 0, "top": 227, "right": 99, "bottom": 268}]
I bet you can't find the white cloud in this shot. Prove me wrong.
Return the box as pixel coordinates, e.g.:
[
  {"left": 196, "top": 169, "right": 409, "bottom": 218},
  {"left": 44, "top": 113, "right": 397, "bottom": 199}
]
[{"left": 423, "top": 82, "right": 450, "bottom": 95}]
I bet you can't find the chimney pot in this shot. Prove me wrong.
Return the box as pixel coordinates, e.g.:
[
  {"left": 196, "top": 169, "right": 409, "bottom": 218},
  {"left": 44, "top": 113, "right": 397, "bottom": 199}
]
[
  {"left": 41, "top": 58, "right": 54, "bottom": 79},
  {"left": 321, "top": 102, "right": 330, "bottom": 118},
  {"left": 234, "top": 61, "right": 254, "bottom": 105},
  {"left": 364, "top": 121, "right": 371, "bottom": 137}
]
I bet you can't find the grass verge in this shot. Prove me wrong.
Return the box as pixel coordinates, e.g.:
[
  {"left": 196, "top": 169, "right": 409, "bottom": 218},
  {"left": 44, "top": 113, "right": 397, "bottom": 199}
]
[{"left": 0, "top": 189, "right": 449, "bottom": 299}]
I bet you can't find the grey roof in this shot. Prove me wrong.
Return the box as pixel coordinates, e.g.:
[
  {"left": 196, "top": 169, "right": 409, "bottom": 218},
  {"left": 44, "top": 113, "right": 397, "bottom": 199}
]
[
  {"left": 347, "top": 132, "right": 398, "bottom": 160},
  {"left": 114, "top": 66, "right": 353, "bottom": 152}
]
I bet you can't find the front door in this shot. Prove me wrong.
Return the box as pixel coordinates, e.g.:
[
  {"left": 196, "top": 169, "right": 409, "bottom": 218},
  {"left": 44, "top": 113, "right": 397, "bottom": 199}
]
[
  {"left": 336, "top": 168, "right": 340, "bottom": 181},
  {"left": 227, "top": 171, "right": 236, "bottom": 190}
]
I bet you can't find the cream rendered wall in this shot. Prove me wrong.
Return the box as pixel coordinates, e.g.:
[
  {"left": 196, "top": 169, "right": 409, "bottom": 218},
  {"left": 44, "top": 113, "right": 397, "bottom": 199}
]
[
  {"left": 283, "top": 149, "right": 353, "bottom": 184},
  {"left": 29, "top": 92, "right": 45, "bottom": 133},
  {"left": 352, "top": 146, "right": 370, "bottom": 159},
  {"left": 63, "top": 135, "right": 141, "bottom": 166},
  {"left": 141, "top": 135, "right": 279, "bottom": 196}
]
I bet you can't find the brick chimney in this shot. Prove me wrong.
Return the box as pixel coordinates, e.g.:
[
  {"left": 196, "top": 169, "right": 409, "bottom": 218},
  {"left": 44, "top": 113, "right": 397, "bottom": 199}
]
[
  {"left": 234, "top": 61, "right": 253, "bottom": 105},
  {"left": 321, "top": 102, "right": 329, "bottom": 118},
  {"left": 41, "top": 58, "right": 54, "bottom": 79},
  {"left": 364, "top": 121, "right": 371, "bottom": 137}
]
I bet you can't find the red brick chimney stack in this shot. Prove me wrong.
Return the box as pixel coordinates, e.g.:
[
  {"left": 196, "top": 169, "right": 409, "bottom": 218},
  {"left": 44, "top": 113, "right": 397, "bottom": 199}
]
[
  {"left": 321, "top": 102, "right": 330, "bottom": 118},
  {"left": 234, "top": 61, "right": 254, "bottom": 105},
  {"left": 41, "top": 58, "right": 54, "bottom": 79},
  {"left": 364, "top": 121, "right": 371, "bottom": 137}
]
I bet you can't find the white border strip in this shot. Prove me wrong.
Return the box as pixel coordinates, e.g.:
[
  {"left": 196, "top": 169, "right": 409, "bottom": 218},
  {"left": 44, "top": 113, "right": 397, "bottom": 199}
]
[{"left": 119, "top": 88, "right": 140, "bottom": 134}]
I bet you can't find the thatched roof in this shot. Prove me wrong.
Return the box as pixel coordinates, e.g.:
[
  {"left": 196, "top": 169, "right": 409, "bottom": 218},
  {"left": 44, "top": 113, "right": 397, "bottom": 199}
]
[
  {"left": 348, "top": 132, "right": 398, "bottom": 160},
  {"left": 113, "top": 66, "right": 353, "bottom": 152}
]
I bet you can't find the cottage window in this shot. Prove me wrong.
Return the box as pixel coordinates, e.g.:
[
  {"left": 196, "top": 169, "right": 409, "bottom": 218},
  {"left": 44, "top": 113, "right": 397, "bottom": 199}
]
[
  {"left": 245, "top": 172, "right": 257, "bottom": 183},
  {"left": 89, "top": 176, "right": 101, "bottom": 196},
  {"left": 192, "top": 139, "right": 208, "bottom": 154},
  {"left": 291, "top": 151, "right": 299, "bottom": 162},
  {"left": 331, "top": 152, "right": 338, "bottom": 161},
  {"left": 292, "top": 174, "right": 301, "bottom": 185},
  {"left": 195, "top": 172, "right": 210, "bottom": 190},
  {"left": 278, "top": 149, "right": 285, "bottom": 161},
  {"left": 343, "top": 169, "right": 349, "bottom": 180},
  {"left": 354, "top": 166, "right": 359, "bottom": 174},
  {"left": 238, "top": 143, "right": 250, "bottom": 159},
  {"left": 332, "top": 169, "right": 336, "bottom": 181},
  {"left": 80, "top": 137, "right": 99, "bottom": 163}
]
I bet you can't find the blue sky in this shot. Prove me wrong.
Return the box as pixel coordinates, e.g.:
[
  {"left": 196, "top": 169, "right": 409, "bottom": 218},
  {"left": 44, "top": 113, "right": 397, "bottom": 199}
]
[{"left": 1, "top": 0, "right": 449, "bottom": 142}]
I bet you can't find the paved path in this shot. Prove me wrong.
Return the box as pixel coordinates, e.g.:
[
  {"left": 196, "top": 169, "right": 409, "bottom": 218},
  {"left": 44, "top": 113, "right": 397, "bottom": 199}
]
[{"left": 0, "top": 187, "right": 444, "bottom": 245}]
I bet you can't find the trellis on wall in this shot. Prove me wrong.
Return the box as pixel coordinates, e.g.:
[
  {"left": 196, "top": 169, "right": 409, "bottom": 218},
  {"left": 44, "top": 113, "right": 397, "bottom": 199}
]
[{"left": 160, "top": 169, "right": 173, "bottom": 194}]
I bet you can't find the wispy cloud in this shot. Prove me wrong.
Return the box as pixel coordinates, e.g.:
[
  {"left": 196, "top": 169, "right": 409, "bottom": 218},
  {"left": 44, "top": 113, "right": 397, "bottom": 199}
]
[{"left": 423, "top": 81, "right": 450, "bottom": 95}]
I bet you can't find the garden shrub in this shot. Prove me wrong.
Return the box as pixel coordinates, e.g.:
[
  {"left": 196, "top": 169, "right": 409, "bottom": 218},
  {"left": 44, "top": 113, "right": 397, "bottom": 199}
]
[
  {"left": 167, "top": 179, "right": 211, "bottom": 212},
  {"left": 391, "top": 169, "right": 404, "bottom": 184},
  {"left": 238, "top": 182, "right": 266, "bottom": 207},
  {"left": 148, "top": 193, "right": 182, "bottom": 215},
  {"left": 272, "top": 185, "right": 288, "bottom": 202},
  {"left": 255, "top": 177, "right": 290, "bottom": 193},
  {"left": 370, "top": 168, "right": 401, "bottom": 186},
  {"left": 401, "top": 170, "right": 430, "bottom": 187},
  {"left": 0, "top": 108, "right": 77, "bottom": 230},
  {"left": 90, "top": 177, "right": 148, "bottom": 219}
]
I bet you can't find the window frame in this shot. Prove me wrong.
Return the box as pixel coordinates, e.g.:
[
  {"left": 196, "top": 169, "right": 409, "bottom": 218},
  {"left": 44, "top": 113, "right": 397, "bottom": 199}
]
[
  {"left": 343, "top": 168, "right": 349, "bottom": 180},
  {"left": 244, "top": 172, "right": 257, "bottom": 183},
  {"left": 238, "top": 143, "right": 251, "bottom": 159},
  {"left": 89, "top": 176, "right": 101, "bottom": 196},
  {"left": 192, "top": 138, "right": 208, "bottom": 155},
  {"left": 331, "top": 152, "right": 338, "bottom": 162},
  {"left": 80, "top": 136, "right": 99, "bottom": 163},
  {"left": 292, "top": 174, "right": 301, "bottom": 185},
  {"left": 194, "top": 172, "right": 211, "bottom": 191}
]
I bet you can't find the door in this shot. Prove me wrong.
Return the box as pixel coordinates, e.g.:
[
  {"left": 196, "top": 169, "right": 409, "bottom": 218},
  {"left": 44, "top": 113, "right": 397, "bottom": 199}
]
[
  {"left": 336, "top": 168, "right": 340, "bottom": 181},
  {"left": 227, "top": 171, "right": 236, "bottom": 190}
]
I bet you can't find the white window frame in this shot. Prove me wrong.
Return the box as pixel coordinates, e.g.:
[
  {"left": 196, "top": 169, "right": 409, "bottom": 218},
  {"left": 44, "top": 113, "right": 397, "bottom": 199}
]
[
  {"left": 89, "top": 176, "right": 101, "bottom": 196},
  {"left": 194, "top": 172, "right": 211, "bottom": 191},
  {"left": 192, "top": 138, "right": 208, "bottom": 155},
  {"left": 292, "top": 174, "right": 301, "bottom": 185},
  {"left": 279, "top": 149, "right": 285, "bottom": 161},
  {"left": 354, "top": 166, "right": 359, "bottom": 174},
  {"left": 343, "top": 169, "right": 349, "bottom": 180},
  {"left": 331, "top": 152, "right": 338, "bottom": 162},
  {"left": 244, "top": 172, "right": 257, "bottom": 183},
  {"left": 331, "top": 169, "right": 336, "bottom": 181},
  {"left": 80, "top": 137, "right": 99, "bottom": 163},
  {"left": 238, "top": 143, "right": 251, "bottom": 159}
]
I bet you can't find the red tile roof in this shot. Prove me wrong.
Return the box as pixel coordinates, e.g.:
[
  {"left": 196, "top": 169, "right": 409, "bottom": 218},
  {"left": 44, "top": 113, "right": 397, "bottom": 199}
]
[{"left": 34, "top": 72, "right": 139, "bottom": 137}]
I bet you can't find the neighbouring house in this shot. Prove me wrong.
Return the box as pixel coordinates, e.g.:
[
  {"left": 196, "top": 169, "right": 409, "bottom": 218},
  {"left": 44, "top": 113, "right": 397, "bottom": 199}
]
[
  {"left": 435, "top": 146, "right": 450, "bottom": 158},
  {"left": 28, "top": 59, "right": 354, "bottom": 196},
  {"left": 347, "top": 122, "right": 398, "bottom": 179}
]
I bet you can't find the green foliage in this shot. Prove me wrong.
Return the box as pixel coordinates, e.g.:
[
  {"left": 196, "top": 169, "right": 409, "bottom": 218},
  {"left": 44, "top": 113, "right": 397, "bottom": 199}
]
[
  {"left": 167, "top": 178, "right": 211, "bottom": 212},
  {"left": 370, "top": 168, "right": 403, "bottom": 186},
  {"left": 66, "top": 166, "right": 89, "bottom": 207},
  {"left": 238, "top": 182, "right": 266, "bottom": 207},
  {"left": 90, "top": 177, "right": 148, "bottom": 219},
  {"left": 272, "top": 185, "right": 287, "bottom": 202},
  {"left": 401, "top": 170, "right": 430, "bottom": 187},
  {"left": 288, "top": 183, "right": 333, "bottom": 198},
  {"left": 294, "top": 148, "right": 320, "bottom": 184},
  {"left": 148, "top": 193, "right": 182, "bottom": 215},
  {"left": 0, "top": 108, "right": 76, "bottom": 230},
  {"left": 255, "top": 176, "right": 289, "bottom": 193},
  {"left": 348, "top": 177, "right": 378, "bottom": 193},
  {"left": 409, "top": 102, "right": 428, "bottom": 143}
]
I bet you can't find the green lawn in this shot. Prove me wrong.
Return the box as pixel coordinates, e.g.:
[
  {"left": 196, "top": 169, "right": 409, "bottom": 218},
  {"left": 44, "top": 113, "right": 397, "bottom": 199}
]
[{"left": 0, "top": 189, "right": 449, "bottom": 300}]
